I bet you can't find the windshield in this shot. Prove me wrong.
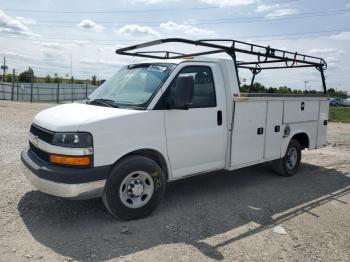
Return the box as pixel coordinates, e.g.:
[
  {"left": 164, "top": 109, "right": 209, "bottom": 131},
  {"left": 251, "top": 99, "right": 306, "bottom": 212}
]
[{"left": 88, "top": 63, "right": 175, "bottom": 109}]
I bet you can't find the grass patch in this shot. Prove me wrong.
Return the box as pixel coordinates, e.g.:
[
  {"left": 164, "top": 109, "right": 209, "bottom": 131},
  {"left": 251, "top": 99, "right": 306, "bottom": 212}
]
[{"left": 329, "top": 106, "right": 350, "bottom": 123}]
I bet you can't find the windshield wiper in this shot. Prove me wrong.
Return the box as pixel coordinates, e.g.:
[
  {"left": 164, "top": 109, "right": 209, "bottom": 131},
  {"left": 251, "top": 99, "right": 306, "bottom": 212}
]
[{"left": 87, "top": 98, "right": 119, "bottom": 108}]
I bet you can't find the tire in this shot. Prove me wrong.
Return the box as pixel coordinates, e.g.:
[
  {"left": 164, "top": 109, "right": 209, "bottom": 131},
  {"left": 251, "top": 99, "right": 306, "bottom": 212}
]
[
  {"left": 272, "top": 139, "right": 301, "bottom": 177},
  {"left": 103, "top": 155, "right": 165, "bottom": 220}
]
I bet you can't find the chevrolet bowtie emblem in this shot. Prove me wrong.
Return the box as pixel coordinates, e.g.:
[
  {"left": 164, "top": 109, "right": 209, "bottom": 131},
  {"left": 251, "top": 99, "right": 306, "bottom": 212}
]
[{"left": 32, "top": 135, "right": 39, "bottom": 146}]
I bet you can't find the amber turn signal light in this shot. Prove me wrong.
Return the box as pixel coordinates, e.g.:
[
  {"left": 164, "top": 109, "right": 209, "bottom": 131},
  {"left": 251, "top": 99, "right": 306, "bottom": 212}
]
[{"left": 49, "top": 154, "right": 91, "bottom": 166}]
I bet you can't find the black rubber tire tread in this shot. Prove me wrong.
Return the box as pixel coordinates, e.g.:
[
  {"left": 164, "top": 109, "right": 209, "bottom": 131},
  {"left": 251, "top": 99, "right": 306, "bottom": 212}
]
[
  {"left": 103, "top": 155, "right": 165, "bottom": 220},
  {"left": 272, "top": 139, "right": 301, "bottom": 177}
]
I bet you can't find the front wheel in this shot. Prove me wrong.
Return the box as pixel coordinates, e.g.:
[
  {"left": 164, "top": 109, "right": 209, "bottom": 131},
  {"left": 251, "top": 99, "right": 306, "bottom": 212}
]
[
  {"left": 272, "top": 139, "right": 301, "bottom": 177},
  {"left": 103, "top": 155, "right": 165, "bottom": 220}
]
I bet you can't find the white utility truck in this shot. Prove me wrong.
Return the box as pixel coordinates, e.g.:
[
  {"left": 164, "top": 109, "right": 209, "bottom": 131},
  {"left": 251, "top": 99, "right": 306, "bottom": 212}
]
[{"left": 21, "top": 38, "right": 329, "bottom": 220}]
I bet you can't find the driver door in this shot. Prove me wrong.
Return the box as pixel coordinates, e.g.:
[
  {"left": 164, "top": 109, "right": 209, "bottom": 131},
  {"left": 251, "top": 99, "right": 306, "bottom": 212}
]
[{"left": 163, "top": 64, "right": 227, "bottom": 179}]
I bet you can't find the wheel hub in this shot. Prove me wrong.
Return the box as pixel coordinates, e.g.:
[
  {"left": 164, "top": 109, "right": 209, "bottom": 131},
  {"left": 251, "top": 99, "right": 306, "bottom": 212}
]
[
  {"left": 119, "top": 171, "right": 155, "bottom": 209},
  {"left": 128, "top": 180, "right": 144, "bottom": 197},
  {"left": 286, "top": 148, "right": 297, "bottom": 169}
]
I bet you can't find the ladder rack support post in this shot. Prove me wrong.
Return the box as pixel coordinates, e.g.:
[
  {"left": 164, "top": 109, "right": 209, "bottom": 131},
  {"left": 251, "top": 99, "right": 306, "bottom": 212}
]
[
  {"left": 319, "top": 67, "right": 327, "bottom": 94},
  {"left": 249, "top": 72, "right": 256, "bottom": 93}
]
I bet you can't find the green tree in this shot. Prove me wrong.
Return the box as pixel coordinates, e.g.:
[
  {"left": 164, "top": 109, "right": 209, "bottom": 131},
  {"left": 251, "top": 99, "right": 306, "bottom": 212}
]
[
  {"left": 53, "top": 73, "right": 62, "bottom": 84},
  {"left": 278, "top": 86, "right": 291, "bottom": 94},
  {"left": 45, "top": 75, "right": 52, "bottom": 83},
  {"left": 18, "top": 67, "right": 34, "bottom": 82},
  {"left": 327, "top": 88, "right": 336, "bottom": 96},
  {"left": 267, "top": 87, "right": 277, "bottom": 93},
  {"left": 5, "top": 74, "right": 13, "bottom": 83},
  {"left": 92, "top": 75, "right": 97, "bottom": 85}
]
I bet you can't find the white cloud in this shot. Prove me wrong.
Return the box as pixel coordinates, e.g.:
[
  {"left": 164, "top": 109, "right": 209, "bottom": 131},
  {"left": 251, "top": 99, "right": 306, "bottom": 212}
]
[
  {"left": 41, "top": 49, "right": 66, "bottom": 60},
  {"left": 74, "top": 40, "right": 91, "bottom": 46},
  {"left": 116, "top": 24, "right": 160, "bottom": 37},
  {"left": 98, "top": 44, "right": 124, "bottom": 52},
  {"left": 199, "top": 0, "right": 255, "bottom": 7},
  {"left": 15, "top": 17, "right": 36, "bottom": 25},
  {"left": 0, "top": 51, "right": 32, "bottom": 61},
  {"left": 80, "top": 59, "right": 125, "bottom": 67},
  {"left": 266, "top": 8, "right": 297, "bottom": 18},
  {"left": 255, "top": 4, "right": 279, "bottom": 13},
  {"left": 330, "top": 31, "right": 350, "bottom": 40},
  {"left": 309, "top": 48, "right": 345, "bottom": 55},
  {"left": 131, "top": 0, "right": 177, "bottom": 4},
  {"left": 39, "top": 42, "right": 75, "bottom": 49},
  {"left": 346, "top": 3, "right": 350, "bottom": 9},
  {"left": 78, "top": 19, "right": 103, "bottom": 31},
  {"left": 160, "top": 21, "right": 214, "bottom": 35},
  {"left": 0, "top": 10, "right": 39, "bottom": 37},
  {"left": 134, "top": 0, "right": 255, "bottom": 5},
  {"left": 98, "top": 46, "right": 113, "bottom": 52},
  {"left": 325, "top": 57, "right": 339, "bottom": 63}
]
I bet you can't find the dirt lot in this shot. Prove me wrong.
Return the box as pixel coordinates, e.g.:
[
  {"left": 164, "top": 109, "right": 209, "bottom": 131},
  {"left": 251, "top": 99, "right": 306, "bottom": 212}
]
[{"left": 0, "top": 101, "right": 349, "bottom": 262}]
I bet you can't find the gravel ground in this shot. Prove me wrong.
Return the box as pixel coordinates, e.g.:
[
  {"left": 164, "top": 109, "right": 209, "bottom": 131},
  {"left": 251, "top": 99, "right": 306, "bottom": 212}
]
[{"left": 0, "top": 100, "right": 349, "bottom": 262}]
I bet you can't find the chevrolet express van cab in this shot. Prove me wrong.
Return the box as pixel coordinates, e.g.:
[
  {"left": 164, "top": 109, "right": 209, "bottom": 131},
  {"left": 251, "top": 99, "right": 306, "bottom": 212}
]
[{"left": 21, "top": 38, "right": 329, "bottom": 220}]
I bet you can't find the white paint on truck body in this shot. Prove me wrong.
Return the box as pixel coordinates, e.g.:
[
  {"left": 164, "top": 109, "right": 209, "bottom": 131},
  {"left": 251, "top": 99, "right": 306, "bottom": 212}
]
[{"left": 30, "top": 57, "right": 329, "bottom": 182}]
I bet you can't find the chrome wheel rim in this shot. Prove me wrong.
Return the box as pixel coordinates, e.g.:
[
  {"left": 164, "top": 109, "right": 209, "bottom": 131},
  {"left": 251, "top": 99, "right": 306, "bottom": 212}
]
[
  {"left": 286, "top": 147, "right": 298, "bottom": 170},
  {"left": 119, "top": 171, "right": 154, "bottom": 209}
]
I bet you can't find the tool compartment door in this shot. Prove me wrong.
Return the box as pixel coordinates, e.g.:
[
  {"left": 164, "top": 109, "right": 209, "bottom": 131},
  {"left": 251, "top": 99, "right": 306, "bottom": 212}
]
[
  {"left": 317, "top": 100, "right": 329, "bottom": 147},
  {"left": 283, "top": 100, "right": 319, "bottom": 123},
  {"left": 264, "top": 101, "right": 283, "bottom": 159},
  {"left": 230, "top": 101, "right": 267, "bottom": 167}
]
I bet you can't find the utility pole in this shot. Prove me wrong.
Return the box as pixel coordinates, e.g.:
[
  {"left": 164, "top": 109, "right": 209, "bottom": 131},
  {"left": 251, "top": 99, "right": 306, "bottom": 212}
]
[
  {"left": 70, "top": 53, "right": 74, "bottom": 102},
  {"left": 1, "top": 57, "right": 8, "bottom": 82},
  {"left": 30, "top": 73, "right": 33, "bottom": 103},
  {"left": 11, "top": 69, "right": 15, "bottom": 101},
  {"left": 304, "top": 81, "right": 308, "bottom": 92}
]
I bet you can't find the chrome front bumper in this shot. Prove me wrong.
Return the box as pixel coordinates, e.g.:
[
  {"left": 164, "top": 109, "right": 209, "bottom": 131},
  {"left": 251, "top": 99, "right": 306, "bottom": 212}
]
[{"left": 22, "top": 163, "right": 106, "bottom": 200}]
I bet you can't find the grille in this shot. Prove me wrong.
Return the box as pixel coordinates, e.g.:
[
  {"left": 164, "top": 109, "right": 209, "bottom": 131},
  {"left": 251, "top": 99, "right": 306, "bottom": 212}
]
[
  {"left": 29, "top": 142, "right": 50, "bottom": 162},
  {"left": 30, "top": 124, "right": 54, "bottom": 144}
]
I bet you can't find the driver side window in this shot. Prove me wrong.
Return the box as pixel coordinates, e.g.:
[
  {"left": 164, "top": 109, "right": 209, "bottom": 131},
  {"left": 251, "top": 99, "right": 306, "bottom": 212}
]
[{"left": 169, "top": 66, "right": 217, "bottom": 108}]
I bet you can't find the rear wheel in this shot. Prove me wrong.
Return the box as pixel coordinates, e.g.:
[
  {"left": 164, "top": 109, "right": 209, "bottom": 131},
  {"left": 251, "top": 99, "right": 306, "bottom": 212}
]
[
  {"left": 103, "top": 155, "right": 165, "bottom": 220},
  {"left": 272, "top": 139, "right": 301, "bottom": 177}
]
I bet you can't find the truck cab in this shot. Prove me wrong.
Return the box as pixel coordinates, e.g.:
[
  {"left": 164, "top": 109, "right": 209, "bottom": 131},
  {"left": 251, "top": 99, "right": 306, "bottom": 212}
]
[{"left": 21, "top": 38, "right": 329, "bottom": 220}]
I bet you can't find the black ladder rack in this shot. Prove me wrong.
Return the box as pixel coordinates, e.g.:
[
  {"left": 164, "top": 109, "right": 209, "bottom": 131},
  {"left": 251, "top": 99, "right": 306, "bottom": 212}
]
[{"left": 116, "top": 38, "right": 327, "bottom": 94}]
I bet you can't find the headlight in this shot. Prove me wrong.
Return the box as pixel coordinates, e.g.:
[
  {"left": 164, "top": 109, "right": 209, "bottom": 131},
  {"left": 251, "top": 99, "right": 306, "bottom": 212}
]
[{"left": 52, "top": 132, "right": 93, "bottom": 148}]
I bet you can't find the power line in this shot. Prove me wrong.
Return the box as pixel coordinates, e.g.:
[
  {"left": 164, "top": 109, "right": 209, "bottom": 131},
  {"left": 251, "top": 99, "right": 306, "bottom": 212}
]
[
  {"left": 0, "top": 27, "right": 348, "bottom": 44},
  {"left": 2, "top": 6, "right": 219, "bottom": 14},
  {"left": 1, "top": 0, "right": 300, "bottom": 14},
  {"left": 34, "top": 9, "right": 349, "bottom": 25},
  {"left": 23, "top": 10, "right": 349, "bottom": 29}
]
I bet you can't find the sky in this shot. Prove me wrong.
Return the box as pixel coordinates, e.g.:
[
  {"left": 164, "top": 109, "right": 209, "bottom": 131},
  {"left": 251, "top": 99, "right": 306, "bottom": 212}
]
[{"left": 0, "top": 0, "right": 350, "bottom": 92}]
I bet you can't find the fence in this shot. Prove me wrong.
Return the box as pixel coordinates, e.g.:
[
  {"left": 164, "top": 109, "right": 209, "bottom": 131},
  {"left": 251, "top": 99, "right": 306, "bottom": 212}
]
[{"left": 0, "top": 82, "right": 98, "bottom": 103}]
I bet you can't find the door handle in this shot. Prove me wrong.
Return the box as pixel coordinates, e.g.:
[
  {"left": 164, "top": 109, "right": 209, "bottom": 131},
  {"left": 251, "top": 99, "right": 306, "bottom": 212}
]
[
  {"left": 217, "top": 110, "right": 222, "bottom": 126},
  {"left": 275, "top": 125, "right": 280, "bottom": 132},
  {"left": 257, "top": 127, "right": 264, "bottom": 135}
]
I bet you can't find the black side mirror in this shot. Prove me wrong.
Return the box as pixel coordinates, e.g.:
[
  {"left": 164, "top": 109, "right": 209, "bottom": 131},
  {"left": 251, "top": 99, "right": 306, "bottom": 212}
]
[{"left": 172, "top": 76, "right": 194, "bottom": 110}]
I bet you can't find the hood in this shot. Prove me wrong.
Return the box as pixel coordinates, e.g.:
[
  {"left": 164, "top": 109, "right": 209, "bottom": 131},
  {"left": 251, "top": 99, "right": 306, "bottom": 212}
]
[{"left": 33, "top": 103, "right": 140, "bottom": 132}]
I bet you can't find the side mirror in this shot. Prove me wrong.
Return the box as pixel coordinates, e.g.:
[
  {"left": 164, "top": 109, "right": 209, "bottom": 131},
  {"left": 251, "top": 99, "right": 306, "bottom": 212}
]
[{"left": 173, "top": 76, "right": 194, "bottom": 110}]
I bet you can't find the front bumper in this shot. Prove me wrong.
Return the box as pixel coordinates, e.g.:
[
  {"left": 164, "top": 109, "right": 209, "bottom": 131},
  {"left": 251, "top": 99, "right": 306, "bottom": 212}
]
[{"left": 21, "top": 148, "right": 110, "bottom": 199}]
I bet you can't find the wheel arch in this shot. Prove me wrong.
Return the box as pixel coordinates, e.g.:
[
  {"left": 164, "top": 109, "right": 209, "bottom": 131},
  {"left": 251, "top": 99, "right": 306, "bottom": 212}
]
[
  {"left": 291, "top": 132, "right": 310, "bottom": 150},
  {"left": 113, "top": 148, "right": 170, "bottom": 181},
  {"left": 281, "top": 130, "right": 311, "bottom": 157}
]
